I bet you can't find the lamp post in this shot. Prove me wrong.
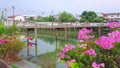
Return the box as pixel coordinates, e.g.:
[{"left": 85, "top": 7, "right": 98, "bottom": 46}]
[{"left": 12, "top": 6, "right": 15, "bottom": 24}]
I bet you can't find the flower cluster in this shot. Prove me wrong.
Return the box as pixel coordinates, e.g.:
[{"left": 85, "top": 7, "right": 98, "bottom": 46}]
[
  {"left": 0, "top": 39, "right": 7, "bottom": 45},
  {"left": 108, "top": 30, "right": 120, "bottom": 42},
  {"left": 95, "top": 30, "right": 120, "bottom": 50},
  {"left": 58, "top": 22, "right": 120, "bottom": 68},
  {"left": 58, "top": 44, "right": 73, "bottom": 59},
  {"left": 78, "top": 28, "right": 94, "bottom": 41},
  {"left": 106, "top": 22, "right": 120, "bottom": 28},
  {"left": 92, "top": 62, "right": 105, "bottom": 68},
  {"left": 95, "top": 36, "right": 115, "bottom": 50},
  {"left": 82, "top": 49, "right": 97, "bottom": 56}
]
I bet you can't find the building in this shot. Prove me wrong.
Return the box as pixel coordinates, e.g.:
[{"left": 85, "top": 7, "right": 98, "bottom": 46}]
[
  {"left": 8, "top": 14, "right": 25, "bottom": 22},
  {"left": 102, "top": 13, "right": 120, "bottom": 22},
  {"left": 8, "top": 14, "right": 37, "bottom": 22}
]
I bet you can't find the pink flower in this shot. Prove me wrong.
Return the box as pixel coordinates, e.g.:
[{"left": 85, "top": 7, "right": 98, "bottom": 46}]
[
  {"left": 100, "top": 63, "right": 105, "bottom": 67},
  {"left": 70, "top": 59, "right": 76, "bottom": 62},
  {"left": 62, "top": 44, "right": 73, "bottom": 53},
  {"left": 0, "top": 39, "right": 8, "bottom": 44},
  {"left": 108, "top": 31, "right": 120, "bottom": 42},
  {"left": 95, "top": 36, "right": 115, "bottom": 50},
  {"left": 2, "top": 40, "right": 8, "bottom": 43},
  {"left": 26, "top": 37, "right": 33, "bottom": 40},
  {"left": 92, "top": 62, "right": 105, "bottom": 68},
  {"left": 58, "top": 52, "right": 65, "bottom": 59},
  {"left": 29, "top": 43, "right": 32, "bottom": 49},
  {"left": 92, "top": 62, "right": 98, "bottom": 68},
  {"left": 78, "top": 28, "right": 94, "bottom": 41},
  {"left": 65, "top": 61, "right": 70, "bottom": 68},
  {"left": 79, "top": 44, "right": 87, "bottom": 49},
  {"left": 106, "top": 22, "right": 120, "bottom": 28},
  {"left": 83, "top": 49, "right": 97, "bottom": 56}
]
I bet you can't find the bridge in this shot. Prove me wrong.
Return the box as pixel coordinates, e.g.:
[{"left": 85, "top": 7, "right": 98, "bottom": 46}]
[{"left": 4, "top": 22, "right": 107, "bottom": 28}]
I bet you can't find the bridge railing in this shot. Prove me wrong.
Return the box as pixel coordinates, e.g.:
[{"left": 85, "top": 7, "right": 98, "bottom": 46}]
[{"left": 4, "top": 22, "right": 107, "bottom": 28}]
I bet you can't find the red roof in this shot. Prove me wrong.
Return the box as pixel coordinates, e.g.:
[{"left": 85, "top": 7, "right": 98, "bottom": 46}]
[{"left": 8, "top": 14, "right": 21, "bottom": 18}]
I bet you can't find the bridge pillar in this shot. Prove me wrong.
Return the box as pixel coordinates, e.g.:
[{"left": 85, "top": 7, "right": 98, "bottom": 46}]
[
  {"left": 34, "top": 28, "right": 38, "bottom": 57},
  {"left": 26, "top": 28, "right": 30, "bottom": 56},
  {"left": 98, "top": 26, "right": 101, "bottom": 37},
  {"left": 64, "top": 28, "right": 67, "bottom": 41}
]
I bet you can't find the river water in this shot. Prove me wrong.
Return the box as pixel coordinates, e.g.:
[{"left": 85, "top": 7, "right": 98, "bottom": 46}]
[{"left": 19, "top": 35, "right": 77, "bottom": 68}]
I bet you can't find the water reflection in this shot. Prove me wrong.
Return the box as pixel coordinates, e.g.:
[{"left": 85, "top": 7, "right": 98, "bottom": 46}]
[{"left": 20, "top": 35, "right": 76, "bottom": 68}]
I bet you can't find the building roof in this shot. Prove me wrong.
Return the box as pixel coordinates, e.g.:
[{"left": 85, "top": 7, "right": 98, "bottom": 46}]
[
  {"left": 103, "top": 13, "right": 120, "bottom": 15},
  {"left": 8, "top": 14, "right": 21, "bottom": 18}
]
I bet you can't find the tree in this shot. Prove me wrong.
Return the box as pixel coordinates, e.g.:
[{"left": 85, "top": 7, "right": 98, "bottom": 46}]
[
  {"left": 47, "top": 15, "right": 56, "bottom": 22},
  {"left": 79, "top": 18, "right": 86, "bottom": 22},
  {"left": 37, "top": 16, "right": 42, "bottom": 22},
  {"left": 93, "top": 17, "right": 104, "bottom": 22},
  {"left": 58, "top": 11, "right": 76, "bottom": 22},
  {"left": 40, "top": 17, "right": 49, "bottom": 22},
  {"left": 26, "top": 17, "right": 35, "bottom": 22},
  {"left": 80, "top": 11, "right": 98, "bottom": 22}
]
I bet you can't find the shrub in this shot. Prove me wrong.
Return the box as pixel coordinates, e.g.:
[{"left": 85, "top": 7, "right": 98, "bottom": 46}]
[
  {"left": 0, "top": 23, "right": 21, "bottom": 36},
  {"left": 0, "top": 34, "right": 25, "bottom": 64},
  {"left": 58, "top": 22, "right": 120, "bottom": 68}
]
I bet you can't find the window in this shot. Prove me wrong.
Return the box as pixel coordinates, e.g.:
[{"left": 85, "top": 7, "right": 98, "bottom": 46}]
[{"left": 117, "top": 15, "right": 119, "bottom": 17}]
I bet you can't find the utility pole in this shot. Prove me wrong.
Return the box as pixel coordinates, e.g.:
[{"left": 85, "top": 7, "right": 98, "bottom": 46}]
[
  {"left": 12, "top": 6, "right": 15, "bottom": 24},
  {"left": 4, "top": 9, "right": 7, "bottom": 20},
  {"left": 1, "top": 10, "right": 4, "bottom": 24},
  {"left": 51, "top": 10, "right": 54, "bottom": 28}
]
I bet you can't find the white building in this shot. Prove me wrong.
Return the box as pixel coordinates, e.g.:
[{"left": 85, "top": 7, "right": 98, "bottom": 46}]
[
  {"left": 8, "top": 14, "right": 37, "bottom": 22},
  {"left": 103, "top": 13, "right": 120, "bottom": 22},
  {"left": 8, "top": 15, "right": 25, "bottom": 22}
]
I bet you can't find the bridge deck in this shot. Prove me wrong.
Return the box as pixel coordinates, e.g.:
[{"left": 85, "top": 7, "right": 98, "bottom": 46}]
[{"left": 4, "top": 22, "right": 107, "bottom": 28}]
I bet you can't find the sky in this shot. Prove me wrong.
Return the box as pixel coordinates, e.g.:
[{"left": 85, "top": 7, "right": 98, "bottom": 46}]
[{"left": 0, "top": 0, "right": 120, "bottom": 16}]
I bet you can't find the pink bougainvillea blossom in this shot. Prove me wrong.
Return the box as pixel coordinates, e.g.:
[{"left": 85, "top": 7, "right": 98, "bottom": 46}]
[
  {"left": 78, "top": 28, "right": 94, "bottom": 41},
  {"left": 82, "top": 49, "right": 97, "bottom": 56},
  {"left": 92, "top": 62, "right": 105, "bottom": 68},
  {"left": 95, "top": 36, "right": 115, "bottom": 50},
  {"left": 108, "top": 30, "right": 120, "bottom": 42},
  {"left": 106, "top": 22, "right": 120, "bottom": 28},
  {"left": 0, "top": 39, "right": 8, "bottom": 45},
  {"left": 58, "top": 51, "right": 65, "bottom": 59},
  {"left": 29, "top": 43, "right": 33, "bottom": 49},
  {"left": 62, "top": 44, "right": 73, "bottom": 53},
  {"left": 26, "top": 37, "right": 33, "bottom": 40}
]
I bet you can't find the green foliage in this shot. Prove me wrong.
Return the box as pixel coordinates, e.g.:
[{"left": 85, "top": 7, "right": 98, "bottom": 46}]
[
  {"left": 80, "top": 11, "right": 104, "bottom": 22},
  {"left": 0, "top": 24, "right": 21, "bottom": 36},
  {"left": 93, "top": 17, "right": 104, "bottom": 22},
  {"left": 36, "top": 15, "right": 56, "bottom": 22},
  {"left": 40, "top": 17, "right": 49, "bottom": 22},
  {"left": 26, "top": 17, "right": 35, "bottom": 22},
  {"left": 47, "top": 15, "right": 56, "bottom": 22},
  {"left": 79, "top": 18, "right": 86, "bottom": 22},
  {"left": 58, "top": 11, "right": 76, "bottom": 22},
  {"left": 0, "top": 24, "right": 6, "bottom": 35},
  {"left": 36, "top": 16, "right": 42, "bottom": 22},
  {"left": 69, "top": 62, "right": 79, "bottom": 68},
  {"left": 10, "top": 64, "right": 19, "bottom": 68}
]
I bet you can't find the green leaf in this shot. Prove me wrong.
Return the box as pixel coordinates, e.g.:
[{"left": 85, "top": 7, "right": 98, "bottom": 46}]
[{"left": 69, "top": 62, "right": 79, "bottom": 68}]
